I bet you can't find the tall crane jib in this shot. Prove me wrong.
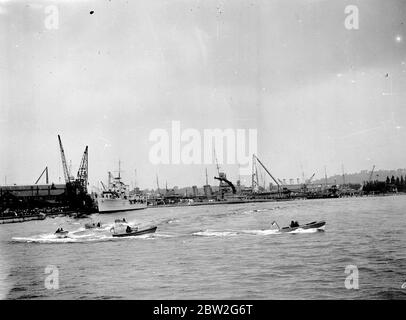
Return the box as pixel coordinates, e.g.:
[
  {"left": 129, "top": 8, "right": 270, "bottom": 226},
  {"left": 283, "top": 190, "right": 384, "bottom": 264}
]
[
  {"left": 307, "top": 173, "right": 316, "bottom": 184},
  {"left": 56, "top": 135, "right": 94, "bottom": 212},
  {"left": 369, "top": 165, "right": 376, "bottom": 182},
  {"left": 58, "top": 135, "right": 71, "bottom": 184},
  {"left": 35, "top": 166, "right": 49, "bottom": 185},
  {"left": 77, "top": 146, "right": 89, "bottom": 193},
  {"left": 252, "top": 154, "right": 282, "bottom": 196}
]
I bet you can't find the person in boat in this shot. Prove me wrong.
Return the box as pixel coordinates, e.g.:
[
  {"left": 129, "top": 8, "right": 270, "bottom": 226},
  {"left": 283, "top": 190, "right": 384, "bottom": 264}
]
[
  {"left": 126, "top": 225, "right": 132, "bottom": 233},
  {"left": 290, "top": 221, "right": 300, "bottom": 228}
]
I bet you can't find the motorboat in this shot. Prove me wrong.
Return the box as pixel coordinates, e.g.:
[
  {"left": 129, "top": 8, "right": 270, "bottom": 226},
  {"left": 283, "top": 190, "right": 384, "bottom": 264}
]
[
  {"left": 272, "top": 220, "right": 326, "bottom": 232},
  {"left": 114, "top": 218, "right": 127, "bottom": 224},
  {"left": 84, "top": 222, "right": 102, "bottom": 229},
  {"left": 54, "top": 228, "right": 69, "bottom": 238},
  {"left": 111, "top": 225, "right": 157, "bottom": 238}
]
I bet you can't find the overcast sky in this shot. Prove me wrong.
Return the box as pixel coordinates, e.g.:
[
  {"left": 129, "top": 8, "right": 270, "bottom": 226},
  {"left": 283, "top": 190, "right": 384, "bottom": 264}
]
[{"left": 1, "top": 0, "right": 406, "bottom": 189}]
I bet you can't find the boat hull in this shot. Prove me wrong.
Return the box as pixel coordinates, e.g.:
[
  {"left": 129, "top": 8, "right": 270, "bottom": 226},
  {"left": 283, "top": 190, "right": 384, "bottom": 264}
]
[
  {"left": 55, "top": 231, "right": 69, "bottom": 238},
  {"left": 280, "top": 221, "right": 326, "bottom": 232},
  {"left": 112, "top": 226, "right": 157, "bottom": 237},
  {"left": 0, "top": 213, "right": 46, "bottom": 224},
  {"left": 84, "top": 222, "right": 102, "bottom": 229},
  {"left": 97, "top": 198, "right": 147, "bottom": 213}
]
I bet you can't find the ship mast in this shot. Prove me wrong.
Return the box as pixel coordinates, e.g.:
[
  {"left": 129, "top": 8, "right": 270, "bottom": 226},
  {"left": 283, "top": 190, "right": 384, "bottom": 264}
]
[
  {"left": 108, "top": 171, "right": 112, "bottom": 188},
  {"left": 118, "top": 160, "right": 121, "bottom": 180},
  {"left": 156, "top": 174, "right": 160, "bottom": 195},
  {"left": 342, "top": 164, "right": 346, "bottom": 185}
]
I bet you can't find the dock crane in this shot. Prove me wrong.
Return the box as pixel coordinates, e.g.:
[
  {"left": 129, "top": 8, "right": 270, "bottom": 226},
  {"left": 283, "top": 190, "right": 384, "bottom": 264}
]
[
  {"left": 214, "top": 176, "right": 236, "bottom": 194},
  {"left": 251, "top": 156, "right": 259, "bottom": 191},
  {"left": 76, "top": 146, "right": 89, "bottom": 193},
  {"left": 252, "top": 154, "right": 281, "bottom": 196},
  {"left": 369, "top": 165, "right": 376, "bottom": 182},
  {"left": 213, "top": 146, "right": 221, "bottom": 176},
  {"left": 58, "top": 135, "right": 72, "bottom": 184},
  {"left": 35, "top": 166, "right": 49, "bottom": 184},
  {"left": 58, "top": 134, "right": 89, "bottom": 193},
  {"left": 306, "top": 173, "right": 316, "bottom": 184},
  {"left": 100, "top": 181, "right": 107, "bottom": 191},
  {"left": 56, "top": 134, "right": 93, "bottom": 212}
]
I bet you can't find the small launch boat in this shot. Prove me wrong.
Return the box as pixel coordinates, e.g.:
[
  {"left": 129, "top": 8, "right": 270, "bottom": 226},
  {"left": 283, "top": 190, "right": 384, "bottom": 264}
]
[
  {"left": 85, "top": 222, "right": 102, "bottom": 229},
  {"left": 272, "top": 221, "right": 326, "bottom": 232},
  {"left": 111, "top": 226, "right": 157, "bottom": 238},
  {"left": 54, "top": 228, "right": 69, "bottom": 238}
]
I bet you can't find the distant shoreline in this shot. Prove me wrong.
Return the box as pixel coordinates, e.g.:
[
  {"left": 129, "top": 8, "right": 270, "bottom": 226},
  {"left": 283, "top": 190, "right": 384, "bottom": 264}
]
[
  {"left": 148, "top": 192, "right": 406, "bottom": 209},
  {"left": 1, "top": 192, "right": 404, "bottom": 224}
]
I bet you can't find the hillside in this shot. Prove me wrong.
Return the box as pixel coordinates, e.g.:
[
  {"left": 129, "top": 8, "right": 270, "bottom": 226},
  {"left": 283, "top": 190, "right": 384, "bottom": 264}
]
[{"left": 312, "top": 169, "right": 406, "bottom": 185}]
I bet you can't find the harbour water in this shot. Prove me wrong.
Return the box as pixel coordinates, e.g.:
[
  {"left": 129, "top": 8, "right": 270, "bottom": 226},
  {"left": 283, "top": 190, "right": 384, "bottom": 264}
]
[{"left": 0, "top": 195, "right": 405, "bottom": 299}]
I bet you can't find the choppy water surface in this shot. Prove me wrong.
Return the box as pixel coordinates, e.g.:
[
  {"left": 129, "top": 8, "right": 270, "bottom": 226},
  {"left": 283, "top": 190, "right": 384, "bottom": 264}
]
[{"left": 1, "top": 195, "right": 405, "bottom": 299}]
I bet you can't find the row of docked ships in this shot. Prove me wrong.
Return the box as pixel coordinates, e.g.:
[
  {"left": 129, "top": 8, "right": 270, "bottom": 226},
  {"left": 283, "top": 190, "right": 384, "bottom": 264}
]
[{"left": 96, "top": 168, "right": 147, "bottom": 214}]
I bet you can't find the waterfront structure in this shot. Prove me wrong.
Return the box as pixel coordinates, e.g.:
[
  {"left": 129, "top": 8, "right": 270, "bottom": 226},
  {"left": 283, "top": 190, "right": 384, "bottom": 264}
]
[{"left": 97, "top": 165, "right": 147, "bottom": 213}]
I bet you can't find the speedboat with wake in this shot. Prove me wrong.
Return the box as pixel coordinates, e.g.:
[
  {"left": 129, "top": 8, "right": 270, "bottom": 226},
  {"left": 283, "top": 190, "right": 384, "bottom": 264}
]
[
  {"left": 271, "top": 220, "right": 326, "bottom": 232},
  {"left": 84, "top": 222, "right": 102, "bottom": 229},
  {"left": 54, "top": 228, "right": 69, "bottom": 238},
  {"left": 111, "top": 225, "right": 157, "bottom": 237},
  {"left": 110, "top": 219, "right": 157, "bottom": 237}
]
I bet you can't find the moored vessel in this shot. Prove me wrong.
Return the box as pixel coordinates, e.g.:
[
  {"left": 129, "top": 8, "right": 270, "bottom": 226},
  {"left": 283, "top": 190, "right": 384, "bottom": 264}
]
[
  {"left": 97, "top": 193, "right": 146, "bottom": 213},
  {"left": 97, "top": 163, "right": 147, "bottom": 214}
]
